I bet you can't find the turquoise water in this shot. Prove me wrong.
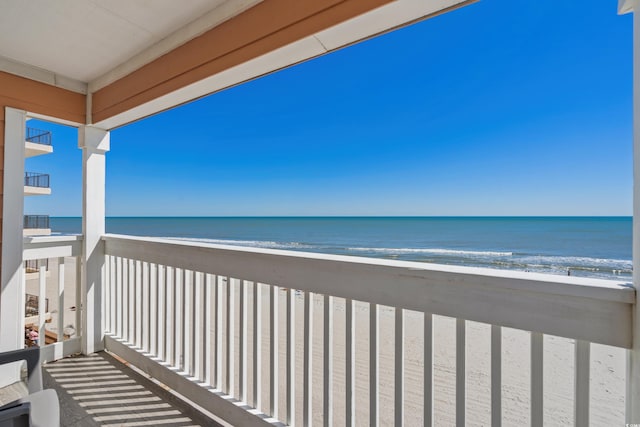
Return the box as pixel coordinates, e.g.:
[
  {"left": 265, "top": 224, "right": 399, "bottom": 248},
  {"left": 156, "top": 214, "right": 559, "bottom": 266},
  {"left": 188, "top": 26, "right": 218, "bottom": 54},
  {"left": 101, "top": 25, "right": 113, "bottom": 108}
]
[{"left": 51, "top": 216, "right": 632, "bottom": 280}]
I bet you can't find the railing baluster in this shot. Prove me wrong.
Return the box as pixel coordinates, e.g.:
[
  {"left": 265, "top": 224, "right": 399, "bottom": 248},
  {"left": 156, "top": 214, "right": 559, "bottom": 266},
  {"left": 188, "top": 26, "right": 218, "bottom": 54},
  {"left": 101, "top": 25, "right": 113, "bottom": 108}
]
[
  {"left": 124, "top": 259, "right": 130, "bottom": 342},
  {"left": 104, "top": 255, "right": 110, "bottom": 335},
  {"left": 175, "top": 268, "right": 184, "bottom": 370},
  {"left": 227, "top": 277, "right": 235, "bottom": 396},
  {"left": 75, "top": 256, "right": 82, "bottom": 339},
  {"left": 142, "top": 262, "right": 149, "bottom": 352},
  {"left": 324, "top": 295, "right": 333, "bottom": 426},
  {"left": 135, "top": 260, "right": 142, "bottom": 348},
  {"left": 150, "top": 264, "right": 157, "bottom": 356},
  {"left": 184, "top": 270, "right": 193, "bottom": 375},
  {"left": 491, "top": 325, "right": 502, "bottom": 427},
  {"left": 574, "top": 340, "right": 590, "bottom": 426},
  {"left": 531, "top": 332, "right": 544, "bottom": 427},
  {"left": 191, "top": 271, "right": 197, "bottom": 375},
  {"left": 38, "top": 259, "right": 46, "bottom": 343},
  {"left": 57, "top": 257, "right": 65, "bottom": 342},
  {"left": 157, "top": 265, "right": 165, "bottom": 361},
  {"left": 128, "top": 259, "right": 135, "bottom": 343},
  {"left": 287, "top": 288, "right": 295, "bottom": 426},
  {"left": 456, "top": 318, "right": 466, "bottom": 427},
  {"left": 195, "top": 272, "right": 204, "bottom": 381},
  {"left": 240, "top": 279, "right": 248, "bottom": 402},
  {"left": 395, "top": 307, "right": 404, "bottom": 426},
  {"left": 254, "top": 282, "right": 262, "bottom": 410},
  {"left": 116, "top": 257, "right": 123, "bottom": 339},
  {"left": 216, "top": 275, "right": 223, "bottom": 390},
  {"left": 204, "top": 274, "right": 213, "bottom": 386},
  {"left": 166, "top": 266, "right": 175, "bottom": 366},
  {"left": 370, "top": 303, "right": 379, "bottom": 427},
  {"left": 345, "top": 299, "right": 355, "bottom": 427},
  {"left": 270, "top": 285, "right": 279, "bottom": 418},
  {"left": 304, "top": 291, "right": 314, "bottom": 427},
  {"left": 110, "top": 256, "right": 116, "bottom": 335},
  {"left": 424, "top": 313, "right": 433, "bottom": 427}
]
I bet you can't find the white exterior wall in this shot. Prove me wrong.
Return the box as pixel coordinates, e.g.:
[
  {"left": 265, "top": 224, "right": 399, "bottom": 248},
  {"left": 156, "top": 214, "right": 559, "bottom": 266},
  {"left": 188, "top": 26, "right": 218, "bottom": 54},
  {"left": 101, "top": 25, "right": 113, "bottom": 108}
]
[
  {"left": 0, "top": 107, "right": 26, "bottom": 388},
  {"left": 629, "top": 0, "right": 640, "bottom": 421}
]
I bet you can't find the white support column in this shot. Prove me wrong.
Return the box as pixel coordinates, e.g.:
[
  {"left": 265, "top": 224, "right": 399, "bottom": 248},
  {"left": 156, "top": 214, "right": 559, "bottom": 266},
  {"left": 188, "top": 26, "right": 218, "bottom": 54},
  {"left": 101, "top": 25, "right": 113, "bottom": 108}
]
[
  {"left": 630, "top": 0, "right": 640, "bottom": 421},
  {"left": 0, "top": 107, "right": 26, "bottom": 355},
  {"left": 79, "top": 126, "right": 109, "bottom": 355}
]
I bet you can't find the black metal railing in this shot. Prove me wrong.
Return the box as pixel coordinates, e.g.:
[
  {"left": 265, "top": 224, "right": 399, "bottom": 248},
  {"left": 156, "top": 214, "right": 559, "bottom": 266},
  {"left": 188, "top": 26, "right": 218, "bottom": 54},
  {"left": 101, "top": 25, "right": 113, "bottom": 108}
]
[
  {"left": 26, "top": 127, "right": 52, "bottom": 145},
  {"left": 23, "top": 215, "right": 50, "bottom": 229},
  {"left": 24, "top": 172, "right": 50, "bottom": 188}
]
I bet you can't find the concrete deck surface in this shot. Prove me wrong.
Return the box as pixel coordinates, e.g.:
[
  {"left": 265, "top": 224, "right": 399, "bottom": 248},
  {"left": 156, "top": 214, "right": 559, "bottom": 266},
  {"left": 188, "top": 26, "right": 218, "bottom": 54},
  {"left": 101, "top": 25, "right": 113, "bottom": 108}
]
[{"left": 43, "top": 351, "right": 220, "bottom": 427}]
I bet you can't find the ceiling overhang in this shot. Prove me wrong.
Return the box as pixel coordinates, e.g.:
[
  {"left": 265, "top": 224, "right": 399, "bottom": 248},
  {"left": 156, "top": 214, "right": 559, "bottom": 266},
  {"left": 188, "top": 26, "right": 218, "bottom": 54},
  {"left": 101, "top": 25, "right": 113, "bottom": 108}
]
[
  {"left": 0, "top": 0, "right": 475, "bottom": 129},
  {"left": 619, "top": 0, "right": 636, "bottom": 14}
]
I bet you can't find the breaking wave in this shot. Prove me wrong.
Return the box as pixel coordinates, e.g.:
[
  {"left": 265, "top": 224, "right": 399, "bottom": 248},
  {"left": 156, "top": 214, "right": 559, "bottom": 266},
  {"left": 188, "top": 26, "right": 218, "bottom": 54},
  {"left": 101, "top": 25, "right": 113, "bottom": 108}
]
[{"left": 347, "top": 247, "right": 513, "bottom": 257}]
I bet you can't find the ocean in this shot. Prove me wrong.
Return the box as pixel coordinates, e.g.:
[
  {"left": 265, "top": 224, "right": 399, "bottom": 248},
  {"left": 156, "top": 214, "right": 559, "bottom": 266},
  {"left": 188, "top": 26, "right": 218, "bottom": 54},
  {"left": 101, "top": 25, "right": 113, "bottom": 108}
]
[{"left": 51, "top": 216, "right": 632, "bottom": 281}]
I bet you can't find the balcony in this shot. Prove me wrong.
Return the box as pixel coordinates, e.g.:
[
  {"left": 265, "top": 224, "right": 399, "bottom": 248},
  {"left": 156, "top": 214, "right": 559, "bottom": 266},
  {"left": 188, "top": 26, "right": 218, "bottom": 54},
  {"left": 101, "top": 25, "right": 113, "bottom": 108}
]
[
  {"left": 24, "top": 172, "right": 51, "bottom": 196},
  {"left": 20, "top": 234, "right": 634, "bottom": 426},
  {"left": 23, "top": 215, "right": 51, "bottom": 236},
  {"left": 24, "top": 127, "right": 53, "bottom": 158}
]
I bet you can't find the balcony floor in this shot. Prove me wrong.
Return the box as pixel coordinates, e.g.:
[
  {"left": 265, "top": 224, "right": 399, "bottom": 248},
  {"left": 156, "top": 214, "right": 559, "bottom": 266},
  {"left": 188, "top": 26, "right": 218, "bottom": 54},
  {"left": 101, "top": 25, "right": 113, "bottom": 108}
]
[{"left": 43, "top": 352, "right": 219, "bottom": 427}]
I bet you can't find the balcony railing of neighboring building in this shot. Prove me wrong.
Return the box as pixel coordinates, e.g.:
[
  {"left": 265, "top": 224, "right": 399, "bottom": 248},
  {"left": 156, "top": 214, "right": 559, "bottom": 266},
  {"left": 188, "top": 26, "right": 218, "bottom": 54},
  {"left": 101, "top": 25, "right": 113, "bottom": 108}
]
[
  {"left": 24, "top": 258, "right": 48, "bottom": 273},
  {"left": 24, "top": 215, "right": 50, "bottom": 229},
  {"left": 25, "top": 293, "right": 49, "bottom": 317},
  {"left": 24, "top": 172, "right": 50, "bottom": 188},
  {"left": 22, "top": 235, "right": 83, "bottom": 361},
  {"left": 26, "top": 127, "right": 52, "bottom": 146}
]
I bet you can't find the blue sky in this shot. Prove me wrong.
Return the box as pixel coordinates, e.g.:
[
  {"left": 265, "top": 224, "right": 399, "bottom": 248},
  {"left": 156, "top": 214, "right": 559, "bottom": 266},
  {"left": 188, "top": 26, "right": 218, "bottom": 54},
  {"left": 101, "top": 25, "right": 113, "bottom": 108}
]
[{"left": 25, "top": 0, "right": 633, "bottom": 217}]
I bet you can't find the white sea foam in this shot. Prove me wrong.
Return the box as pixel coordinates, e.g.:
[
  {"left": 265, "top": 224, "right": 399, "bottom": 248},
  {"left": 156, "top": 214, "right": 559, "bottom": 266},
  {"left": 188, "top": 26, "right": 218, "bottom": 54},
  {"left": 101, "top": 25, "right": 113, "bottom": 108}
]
[
  {"left": 516, "top": 255, "right": 632, "bottom": 270},
  {"left": 346, "top": 247, "right": 513, "bottom": 257},
  {"left": 165, "top": 236, "right": 313, "bottom": 250},
  {"left": 163, "top": 237, "right": 632, "bottom": 276}
]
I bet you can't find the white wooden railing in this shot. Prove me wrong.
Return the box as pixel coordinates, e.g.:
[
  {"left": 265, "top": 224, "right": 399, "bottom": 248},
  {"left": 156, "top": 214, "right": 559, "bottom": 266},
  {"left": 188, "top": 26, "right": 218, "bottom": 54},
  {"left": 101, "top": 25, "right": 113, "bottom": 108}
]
[
  {"left": 102, "top": 233, "right": 635, "bottom": 426},
  {"left": 22, "top": 235, "right": 83, "bottom": 362}
]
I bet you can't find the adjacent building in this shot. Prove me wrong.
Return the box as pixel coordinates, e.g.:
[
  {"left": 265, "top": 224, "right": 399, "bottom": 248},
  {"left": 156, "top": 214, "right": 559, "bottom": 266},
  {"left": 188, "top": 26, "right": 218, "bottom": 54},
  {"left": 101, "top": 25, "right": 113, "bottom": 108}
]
[{"left": 23, "top": 126, "right": 52, "bottom": 237}]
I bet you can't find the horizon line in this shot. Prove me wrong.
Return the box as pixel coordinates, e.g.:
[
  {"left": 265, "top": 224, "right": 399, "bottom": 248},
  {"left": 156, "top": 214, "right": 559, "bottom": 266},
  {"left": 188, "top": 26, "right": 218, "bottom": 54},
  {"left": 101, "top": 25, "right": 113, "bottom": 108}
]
[{"left": 48, "top": 215, "right": 633, "bottom": 218}]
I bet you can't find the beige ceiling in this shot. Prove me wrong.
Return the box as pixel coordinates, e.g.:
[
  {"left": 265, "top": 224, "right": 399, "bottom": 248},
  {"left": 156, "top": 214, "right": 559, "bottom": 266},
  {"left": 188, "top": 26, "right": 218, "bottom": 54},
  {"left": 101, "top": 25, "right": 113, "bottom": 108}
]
[
  {"left": 0, "top": 0, "right": 476, "bottom": 127},
  {"left": 0, "top": 0, "right": 257, "bottom": 84}
]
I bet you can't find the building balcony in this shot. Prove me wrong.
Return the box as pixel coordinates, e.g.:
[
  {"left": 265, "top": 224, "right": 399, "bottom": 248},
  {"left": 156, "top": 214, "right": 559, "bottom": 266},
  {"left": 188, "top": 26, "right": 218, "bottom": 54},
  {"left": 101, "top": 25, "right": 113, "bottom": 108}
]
[
  {"left": 18, "top": 234, "right": 634, "bottom": 426},
  {"left": 23, "top": 215, "right": 51, "bottom": 236},
  {"left": 24, "top": 127, "right": 53, "bottom": 158},
  {"left": 24, "top": 172, "right": 51, "bottom": 196}
]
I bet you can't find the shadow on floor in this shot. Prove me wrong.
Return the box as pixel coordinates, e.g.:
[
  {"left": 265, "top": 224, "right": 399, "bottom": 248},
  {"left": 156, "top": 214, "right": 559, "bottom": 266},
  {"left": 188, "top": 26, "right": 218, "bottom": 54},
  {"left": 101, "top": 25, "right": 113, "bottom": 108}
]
[{"left": 43, "top": 351, "right": 220, "bottom": 427}]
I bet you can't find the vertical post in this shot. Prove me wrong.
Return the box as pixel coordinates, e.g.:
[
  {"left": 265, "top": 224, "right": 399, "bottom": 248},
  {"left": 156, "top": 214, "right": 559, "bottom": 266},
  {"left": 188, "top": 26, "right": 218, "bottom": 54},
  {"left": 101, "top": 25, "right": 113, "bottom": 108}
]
[
  {"left": 38, "top": 261, "right": 46, "bottom": 342},
  {"left": 270, "top": 285, "right": 279, "bottom": 418},
  {"left": 287, "top": 288, "right": 295, "bottom": 426},
  {"left": 253, "top": 281, "right": 262, "bottom": 409},
  {"left": 0, "top": 107, "right": 26, "bottom": 358},
  {"left": 345, "top": 299, "right": 355, "bottom": 427},
  {"left": 324, "top": 295, "right": 333, "bottom": 426},
  {"left": 303, "top": 291, "right": 314, "bottom": 427},
  {"left": 630, "top": 0, "right": 640, "bottom": 422},
  {"left": 369, "top": 303, "right": 379, "bottom": 427},
  {"left": 57, "top": 258, "right": 65, "bottom": 342},
  {"left": 395, "top": 307, "right": 404, "bottom": 426},
  {"left": 79, "top": 125, "right": 109, "bottom": 355}
]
